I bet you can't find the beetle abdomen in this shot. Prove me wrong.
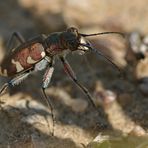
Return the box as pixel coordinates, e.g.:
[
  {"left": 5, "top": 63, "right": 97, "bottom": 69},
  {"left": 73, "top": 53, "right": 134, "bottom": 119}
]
[{"left": 0, "top": 43, "right": 46, "bottom": 77}]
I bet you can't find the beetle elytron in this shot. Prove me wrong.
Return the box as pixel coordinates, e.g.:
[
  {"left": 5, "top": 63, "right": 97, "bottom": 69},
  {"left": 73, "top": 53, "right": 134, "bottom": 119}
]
[{"left": 0, "top": 27, "right": 124, "bottom": 136}]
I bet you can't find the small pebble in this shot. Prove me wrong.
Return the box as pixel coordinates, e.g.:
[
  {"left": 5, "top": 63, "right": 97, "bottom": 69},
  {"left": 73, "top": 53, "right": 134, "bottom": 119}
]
[
  {"left": 129, "top": 125, "right": 146, "bottom": 136},
  {"left": 94, "top": 90, "right": 117, "bottom": 106}
]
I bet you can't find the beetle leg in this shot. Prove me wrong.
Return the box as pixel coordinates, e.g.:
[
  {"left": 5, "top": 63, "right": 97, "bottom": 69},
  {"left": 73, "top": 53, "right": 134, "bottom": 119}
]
[
  {"left": 0, "top": 72, "right": 30, "bottom": 93},
  {"left": 60, "top": 56, "right": 96, "bottom": 108},
  {"left": 41, "top": 66, "right": 55, "bottom": 136},
  {"left": 8, "top": 73, "right": 30, "bottom": 86},
  {"left": 0, "top": 83, "right": 9, "bottom": 106},
  {"left": 0, "top": 72, "right": 30, "bottom": 108},
  {"left": 42, "top": 66, "right": 54, "bottom": 89},
  {"left": 60, "top": 58, "right": 105, "bottom": 127},
  {"left": 7, "top": 32, "right": 26, "bottom": 54}
]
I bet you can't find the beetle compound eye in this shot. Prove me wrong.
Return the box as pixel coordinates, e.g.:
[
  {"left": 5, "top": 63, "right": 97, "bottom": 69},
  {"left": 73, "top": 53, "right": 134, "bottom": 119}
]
[
  {"left": 67, "top": 27, "right": 78, "bottom": 33},
  {"left": 67, "top": 27, "right": 79, "bottom": 39}
]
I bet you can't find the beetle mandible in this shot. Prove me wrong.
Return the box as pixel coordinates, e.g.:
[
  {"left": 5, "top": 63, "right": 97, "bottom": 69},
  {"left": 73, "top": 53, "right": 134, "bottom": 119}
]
[{"left": 0, "top": 27, "right": 124, "bottom": 136}]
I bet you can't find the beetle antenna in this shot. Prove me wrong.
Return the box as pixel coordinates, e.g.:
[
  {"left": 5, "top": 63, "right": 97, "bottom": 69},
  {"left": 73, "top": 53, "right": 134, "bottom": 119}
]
[
  {"left": 80, "top": 43, "right": 122, "bottom": 75},
  {"left": 80, "top": 32, "right": 125, "bottom": 37}
]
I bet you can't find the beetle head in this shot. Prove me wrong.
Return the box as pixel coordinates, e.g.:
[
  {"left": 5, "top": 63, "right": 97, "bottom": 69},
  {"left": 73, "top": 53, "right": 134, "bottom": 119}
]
[
  {"left": 62, "top": 27, "right": 125, "bottom": 75},
  {"left": 62, "top": 27, "right": 125, "bottom": 52}
]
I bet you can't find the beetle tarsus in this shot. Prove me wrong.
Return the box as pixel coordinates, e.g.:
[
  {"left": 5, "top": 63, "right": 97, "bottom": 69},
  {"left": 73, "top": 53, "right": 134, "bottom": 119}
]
[
  {"left": 7, "top": 31, "right": 25, "bottom": 55},
  {"left": 0, "top": 83, "right": 9, "bottom": 108},
  {"left": 41, "top": 88, "right": 55, "bottom": 136}
]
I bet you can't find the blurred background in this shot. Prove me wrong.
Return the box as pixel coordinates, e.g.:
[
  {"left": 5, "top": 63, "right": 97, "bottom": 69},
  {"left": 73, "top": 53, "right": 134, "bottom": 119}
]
[{"left": 0, "top": 0, "right": 148, "bottom": 147}]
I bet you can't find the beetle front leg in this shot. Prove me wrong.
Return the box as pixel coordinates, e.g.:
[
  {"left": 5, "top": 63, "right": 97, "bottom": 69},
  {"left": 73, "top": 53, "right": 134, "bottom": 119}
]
[
  {"left": 42, "top": 66, "right": 55, "bottom": 136},
  {"left": 60, "top": 56, "right": 96, "bottom": 108}
]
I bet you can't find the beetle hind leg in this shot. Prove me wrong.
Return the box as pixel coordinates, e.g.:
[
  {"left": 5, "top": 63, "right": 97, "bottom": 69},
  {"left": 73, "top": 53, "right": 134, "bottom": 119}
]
[
  {"left": 0, "top": 83, "right": 8, "bottom": 95},
  {"left": 41, "top": 66, "right": 55, "bottom": 136},
  {"left": 8, "top": 73, "right": 30, "bottom": 86},
  {"left": 41, "top": 88, "right": 55, "bottom": 136},
  {"left": 6, "top": 32, "right": 26, "bottom": 55},
  {"left": 0, "top": 83, "right": 9, "bottom": 107},
  {"left": 0, "top": 72, "right": 30, "bottom": 108}
]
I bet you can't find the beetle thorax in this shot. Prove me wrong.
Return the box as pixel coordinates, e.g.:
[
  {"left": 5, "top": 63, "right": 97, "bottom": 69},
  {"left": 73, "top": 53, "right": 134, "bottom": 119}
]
[{"left": 44, "top": 33, "right": 65, "bottom": 56}]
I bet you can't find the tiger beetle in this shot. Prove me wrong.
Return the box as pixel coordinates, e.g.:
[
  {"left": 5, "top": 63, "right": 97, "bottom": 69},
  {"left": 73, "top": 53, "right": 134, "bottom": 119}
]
[{"left": 0, "top": 27, "right": 124, "bottom": 136}]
